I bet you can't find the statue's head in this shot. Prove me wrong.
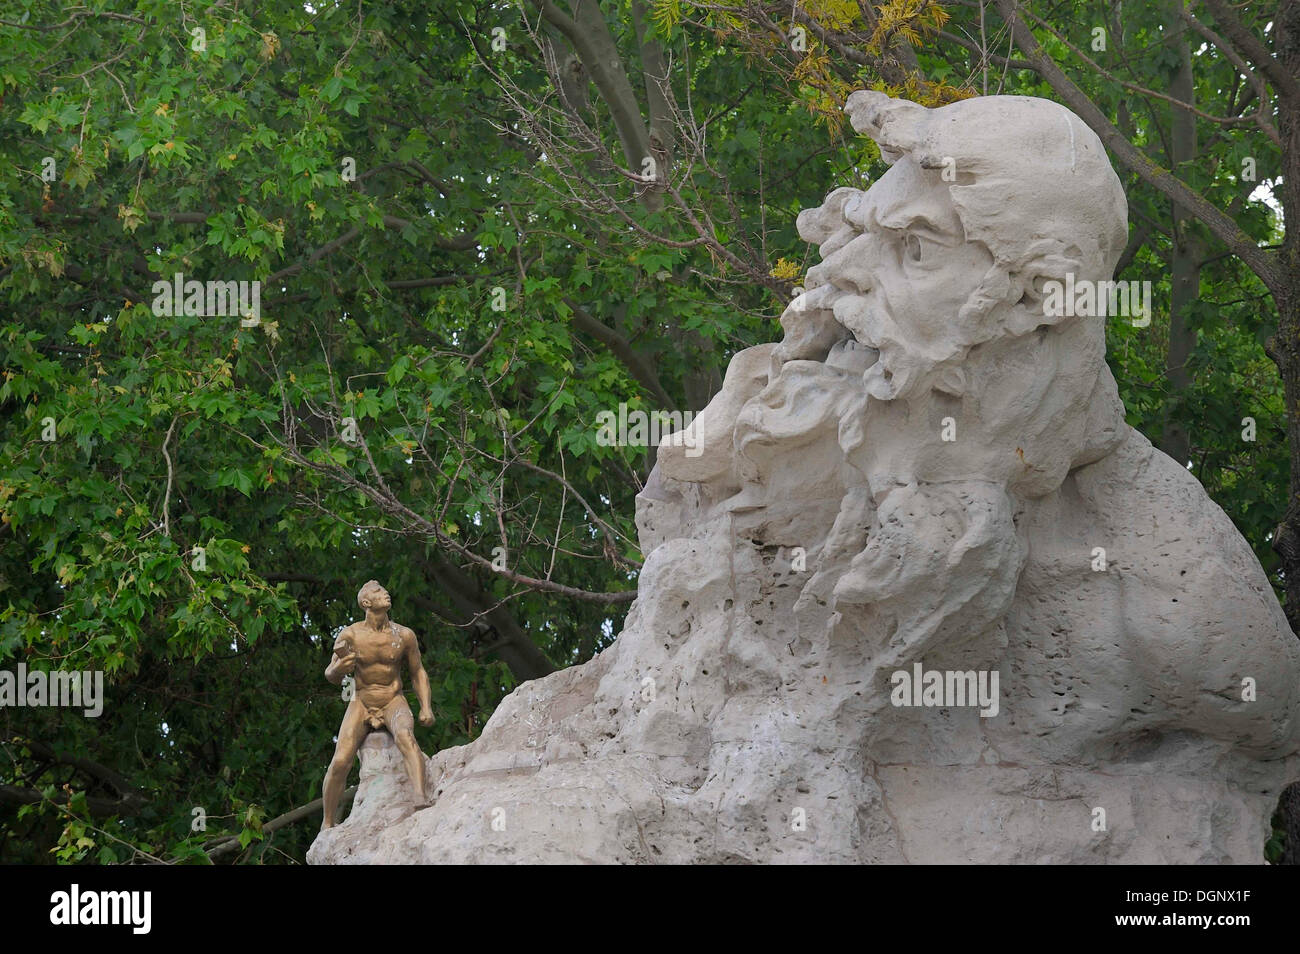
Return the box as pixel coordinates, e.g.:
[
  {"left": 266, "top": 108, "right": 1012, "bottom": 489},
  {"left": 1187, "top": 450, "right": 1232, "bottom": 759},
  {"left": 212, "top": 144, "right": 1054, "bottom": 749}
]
[
  {"left": 358, "top": 580, "right": 391, "bottom": 611},
  {"left": 658, "top": 93, "right": 1129, "bottom": 508},
  {"left": 784, "top": 91, "right": 1129, "bottom": 403}
]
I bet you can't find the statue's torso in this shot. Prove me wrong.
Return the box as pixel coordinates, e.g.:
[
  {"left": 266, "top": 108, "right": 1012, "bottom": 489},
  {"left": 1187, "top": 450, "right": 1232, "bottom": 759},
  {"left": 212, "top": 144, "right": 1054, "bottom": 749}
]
[{"left": 340, "top": 622, "right": 408, "bottom": 705}]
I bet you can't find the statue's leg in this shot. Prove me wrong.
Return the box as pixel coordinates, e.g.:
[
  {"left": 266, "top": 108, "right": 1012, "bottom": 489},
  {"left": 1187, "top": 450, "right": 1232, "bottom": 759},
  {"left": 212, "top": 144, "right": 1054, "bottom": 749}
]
[
  {"left": 386, "top": 696, "right": 429, "bottom": 805},
  {"left": 322, "top": 698, "right": 367, "bottom": 830}
]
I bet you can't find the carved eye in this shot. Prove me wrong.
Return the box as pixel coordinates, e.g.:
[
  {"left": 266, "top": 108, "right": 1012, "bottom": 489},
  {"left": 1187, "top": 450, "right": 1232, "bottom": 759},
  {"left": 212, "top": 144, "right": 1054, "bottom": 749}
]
[{"left": 903, "top": 231, "right": 923, "bottom": 262}]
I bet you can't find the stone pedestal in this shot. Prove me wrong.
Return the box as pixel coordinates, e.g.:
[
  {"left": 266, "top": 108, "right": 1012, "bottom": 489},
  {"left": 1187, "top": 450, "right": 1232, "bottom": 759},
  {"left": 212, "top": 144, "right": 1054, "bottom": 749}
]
[{"left": 306, "top": 732, "right": 433, "bottom": 865}]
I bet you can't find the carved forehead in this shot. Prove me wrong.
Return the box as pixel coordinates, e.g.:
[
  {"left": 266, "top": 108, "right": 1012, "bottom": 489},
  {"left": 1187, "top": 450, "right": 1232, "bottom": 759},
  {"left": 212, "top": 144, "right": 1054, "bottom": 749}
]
[{"left": 842, "top": 91, "right": 1128, "bottom": 273}]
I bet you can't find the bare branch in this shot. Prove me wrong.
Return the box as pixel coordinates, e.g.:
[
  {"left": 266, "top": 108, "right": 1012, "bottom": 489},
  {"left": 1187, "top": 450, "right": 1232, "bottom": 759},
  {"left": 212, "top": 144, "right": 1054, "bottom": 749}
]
[{"left": 1197, "top": 0, "right": 1300, "bottom": 102}]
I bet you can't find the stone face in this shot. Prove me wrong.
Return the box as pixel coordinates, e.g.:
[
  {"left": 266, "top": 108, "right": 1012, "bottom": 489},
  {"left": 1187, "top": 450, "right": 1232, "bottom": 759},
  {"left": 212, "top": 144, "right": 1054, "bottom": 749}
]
[{"left": 309, "top": 93, "right": 1300, "bottom": 865}]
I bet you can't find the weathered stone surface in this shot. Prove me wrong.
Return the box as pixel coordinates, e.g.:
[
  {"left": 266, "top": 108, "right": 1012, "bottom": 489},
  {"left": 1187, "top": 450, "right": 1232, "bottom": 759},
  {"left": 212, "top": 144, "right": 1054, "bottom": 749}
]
[
  {"left": 309, "top": 92, "right": 1300, "bottom": 865},
  {"left": 307, "top": 733, "right": 432, "bottom": 865}
]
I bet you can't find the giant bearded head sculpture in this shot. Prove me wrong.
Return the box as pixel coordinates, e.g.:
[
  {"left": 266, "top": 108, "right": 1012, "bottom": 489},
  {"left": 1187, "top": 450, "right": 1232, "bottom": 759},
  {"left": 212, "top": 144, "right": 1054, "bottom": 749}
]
[
  {"left": 661, "top": 92, "right": 1133, "bottom": 509},
  {"left": 651, "top": 92, "right": 1144, "bottom": 664}
]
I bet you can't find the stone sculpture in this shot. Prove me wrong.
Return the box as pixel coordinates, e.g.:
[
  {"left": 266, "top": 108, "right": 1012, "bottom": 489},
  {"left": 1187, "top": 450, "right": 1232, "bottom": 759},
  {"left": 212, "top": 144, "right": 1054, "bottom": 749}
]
[
  {"left": 309, "top": 93, "right": 1300, "bottom": 864},
  {"left": 320, "top": 580, "right": 434, "bottom": 830}
]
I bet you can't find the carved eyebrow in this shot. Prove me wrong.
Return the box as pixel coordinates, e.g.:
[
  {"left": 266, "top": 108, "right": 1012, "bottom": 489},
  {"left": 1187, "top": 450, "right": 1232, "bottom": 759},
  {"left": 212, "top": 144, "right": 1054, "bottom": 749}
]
[
  {"left": 875, "top": 208, "right": 957, "bottom": 238},
  {"left": 852, "top": 196, "right": 961, "bottom": 245},
  {"left": 894, "top": 218, "right": 966, "bottom": 252}
]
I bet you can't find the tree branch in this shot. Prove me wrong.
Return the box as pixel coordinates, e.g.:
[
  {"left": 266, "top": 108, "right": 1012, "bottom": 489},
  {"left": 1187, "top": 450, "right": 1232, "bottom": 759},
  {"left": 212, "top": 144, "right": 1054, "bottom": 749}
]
[
  {"left": 416, "top": 556, "right": 558, "bottom": 681},
  {"left": 205, "top": 785, "right": 357, "bottom": 860},
  {"left": 533, "top": 0, "right": 654, "bottom": 181},
  {"left": 937, "top": 29, "right": 1034, "bottom": 70},
  {"left": 1013, "top": 2, "right": 1279, "bottom": 144},
  {"left": 0, "top": 785, "right": 144, "bottom": 818},
  {"left": 564, "top": 296, "right": 675, "bottom": 408},
  {"left": 1197, "top": 0, "right": 1300, "bottom": 102},
  {"left": 16, "top": 739, "right": 147, "bottom": 808},
  {"left": 992, "top": 0, "right": 1277, "bottom": 288},
  {"left": 146, "top": 211, "right": 209, "bottom": 224}
]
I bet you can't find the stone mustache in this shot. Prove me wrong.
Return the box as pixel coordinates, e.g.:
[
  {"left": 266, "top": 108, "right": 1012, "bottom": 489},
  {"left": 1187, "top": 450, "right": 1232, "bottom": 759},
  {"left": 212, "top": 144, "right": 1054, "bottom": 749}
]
[{"left": 309, "top": 92, "right": 1300, "bottom": 865}]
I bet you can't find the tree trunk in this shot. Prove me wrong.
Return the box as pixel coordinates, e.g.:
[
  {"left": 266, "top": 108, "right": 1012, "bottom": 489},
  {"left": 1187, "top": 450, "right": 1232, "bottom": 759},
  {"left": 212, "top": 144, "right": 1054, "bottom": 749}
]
[
  {"left": 1160, "top": 1, "right": 1200, "bottom": 466},
  {"left": 1269, "top": 287, "right": 1300, "bottom": 636},
  {"left": 1268, "top": 1, "right": 1300, "bottom": 635},
  {"left": 418, "top": 557, "right": 557, "bottom": 683},
  {"left": 1268, "top": 0, "right": 1300, "bottom": 865}
]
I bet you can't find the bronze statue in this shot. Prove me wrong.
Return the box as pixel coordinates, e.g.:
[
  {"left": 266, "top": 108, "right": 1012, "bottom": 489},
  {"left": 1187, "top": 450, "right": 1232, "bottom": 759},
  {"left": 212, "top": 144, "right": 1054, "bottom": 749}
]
[{"left": 322, "top": 580, "right": 434, "bottom": 829}]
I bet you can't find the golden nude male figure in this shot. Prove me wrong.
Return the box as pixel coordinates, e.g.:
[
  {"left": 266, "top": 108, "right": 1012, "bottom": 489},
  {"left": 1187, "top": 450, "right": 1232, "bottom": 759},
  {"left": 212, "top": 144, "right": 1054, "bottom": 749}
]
[{"left": 321, "top": 580, "right": 434, "bottom": 830}]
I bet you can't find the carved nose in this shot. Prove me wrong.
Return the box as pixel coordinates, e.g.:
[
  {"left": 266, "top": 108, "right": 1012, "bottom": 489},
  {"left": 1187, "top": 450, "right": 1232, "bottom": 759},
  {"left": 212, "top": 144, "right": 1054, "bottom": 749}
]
[
  {"left": 807, "top": 240, "right": 874, "bottom": 297},
  {"left": 804, "top": 266, "right": 864, "bottom": 298}
]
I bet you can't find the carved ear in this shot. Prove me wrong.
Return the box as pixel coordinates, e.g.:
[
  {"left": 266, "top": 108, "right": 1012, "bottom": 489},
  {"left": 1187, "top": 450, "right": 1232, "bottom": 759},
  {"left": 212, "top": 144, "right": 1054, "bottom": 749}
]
[
  {"left": 958, "top": 245, "right": 1091, "bottom": 341},
  {"left": 1004, "top": 244, "right": 1091, "bottom": 336}
]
